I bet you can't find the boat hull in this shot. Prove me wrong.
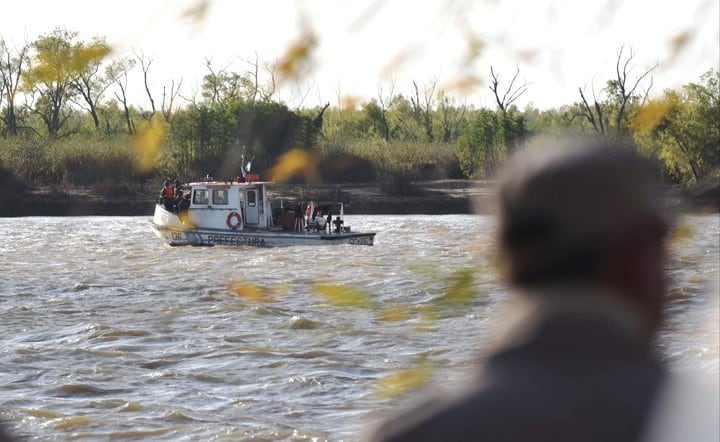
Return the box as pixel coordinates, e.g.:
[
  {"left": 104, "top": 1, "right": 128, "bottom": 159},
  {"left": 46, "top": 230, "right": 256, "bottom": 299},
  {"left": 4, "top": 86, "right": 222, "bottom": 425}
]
[{"left": 149, "top": 222, "right": 375, "bottom": 247}]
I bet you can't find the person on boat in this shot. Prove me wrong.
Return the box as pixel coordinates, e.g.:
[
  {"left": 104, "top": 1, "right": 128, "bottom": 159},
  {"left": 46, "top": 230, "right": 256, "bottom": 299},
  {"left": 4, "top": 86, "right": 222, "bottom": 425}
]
[
  {"left": 176, "top": 190, "right": 189, "bottom": 212},
  {"left": 160, "top": 179, "right": 175, "bottom": 211},
  {"left": 306, "top": 209, "right": 326, "bottom": 232},
  {"left": 364, "top": 136, "right": 675, "bottom": 442},
  {"left": 315, "top": 210, "right": 327, "bottom": 232},
  {"left": 176, "top": 192, "right": 191, "bottom": 223},
  {"left": 294, "top": 203, "right": 306, "bottom": 231},
  {"left": 173, "top": 178, "right": 182, "bottom": 198}
]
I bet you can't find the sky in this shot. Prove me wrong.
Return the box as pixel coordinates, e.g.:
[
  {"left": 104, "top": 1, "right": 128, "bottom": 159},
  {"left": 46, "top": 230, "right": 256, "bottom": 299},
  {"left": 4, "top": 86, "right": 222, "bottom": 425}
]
[{"left": 2, "top": 0, "right": 719, "bottom": 110}]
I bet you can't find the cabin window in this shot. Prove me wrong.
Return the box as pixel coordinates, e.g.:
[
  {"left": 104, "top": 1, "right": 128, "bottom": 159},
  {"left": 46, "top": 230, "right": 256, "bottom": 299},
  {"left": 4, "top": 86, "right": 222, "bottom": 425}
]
[
  {"left": 212, "top": 189, "right": 228, "bottom": 205},
  {"left": 193, "top": 189, "right": 209, "bottom": 205},
  {"left": 247, "top": 190, "right": 256, "bottom": 207}
]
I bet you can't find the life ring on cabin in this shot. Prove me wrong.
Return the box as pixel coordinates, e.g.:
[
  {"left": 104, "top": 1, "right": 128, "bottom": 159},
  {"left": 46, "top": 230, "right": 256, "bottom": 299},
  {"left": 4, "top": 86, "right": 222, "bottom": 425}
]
[{"left": 226, "top": 211, "right": 242, "bottom": 230}]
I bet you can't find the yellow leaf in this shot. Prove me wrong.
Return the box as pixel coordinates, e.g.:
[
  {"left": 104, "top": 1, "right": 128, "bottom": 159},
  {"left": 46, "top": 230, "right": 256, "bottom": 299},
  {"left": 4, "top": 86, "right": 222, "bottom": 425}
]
[
  {"left": 340, "top": 95, "right": 362, "bottom": 111},
  {"left": 278, "top": 29, "right": 318, "bottom": 81},
  {"left": 313, "top": 284, "right": 376, "bottom": 309},
  {"left": 133, "top": 117, "right": 167, "bottom": 172},
  {"left": 378, "top": 305, "right": 411, "bottom": 322},
  {"left": 667, "top": 224, "right": 694, "bottom": 246},
  {"left": 436, "top": 268, "right": 476, "bottom": 306},
  {"left": 439, "top": 74, "right": 484, "bottom": 96},
  {"left": 227, "top": 280, "right": 274, "bottom": 303},
  {"left": 375, "top": 365, "right": 434, "bottom": 398},
  {"left": 266, "top": 148, "right": 319, "bottom": 183},
  {"left": 632, "top": 95, "right": 678, "bottom": 134}
]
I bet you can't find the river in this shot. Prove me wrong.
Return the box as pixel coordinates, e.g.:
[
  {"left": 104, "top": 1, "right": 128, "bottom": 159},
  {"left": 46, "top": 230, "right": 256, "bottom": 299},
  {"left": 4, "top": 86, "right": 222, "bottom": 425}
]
[{"left": 1, "top": 214, "right": 718, "bottom": 440}]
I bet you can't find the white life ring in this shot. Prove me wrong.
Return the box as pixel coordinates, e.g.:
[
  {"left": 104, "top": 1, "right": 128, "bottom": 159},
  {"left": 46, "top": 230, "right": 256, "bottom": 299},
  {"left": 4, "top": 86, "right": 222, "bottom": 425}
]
[{"left": 226, "top": 211, "right": 242, "bottom": 230}]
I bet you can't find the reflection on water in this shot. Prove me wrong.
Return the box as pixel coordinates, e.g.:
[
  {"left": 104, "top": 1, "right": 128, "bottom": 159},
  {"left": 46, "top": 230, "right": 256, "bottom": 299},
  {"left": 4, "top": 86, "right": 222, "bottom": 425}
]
[{"left": 0, "top": 215, "right": 717, "bottom": 440}]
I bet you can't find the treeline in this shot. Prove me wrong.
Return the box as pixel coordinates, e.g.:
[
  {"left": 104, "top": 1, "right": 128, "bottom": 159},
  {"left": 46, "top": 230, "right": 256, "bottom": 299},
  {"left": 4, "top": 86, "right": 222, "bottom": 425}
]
[{"left": 0, "top": 29, "right": 718, "bottom": 197}]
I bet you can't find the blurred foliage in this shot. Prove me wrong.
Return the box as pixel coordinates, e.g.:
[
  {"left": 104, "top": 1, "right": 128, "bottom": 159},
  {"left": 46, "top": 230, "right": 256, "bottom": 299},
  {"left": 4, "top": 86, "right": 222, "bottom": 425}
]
[
  {"left": 313, "top": 284, "right": 378, "bottom": 309},
  {"left": 133, "top": 115, "right": 167, "bottom": 173},
  {"left": 221, "top": 266, "right": 485, "bottom": 397},
  {"left": 267, "top": 148, "right": 319, "bottom": 183},
  {"left": 374, "top": 360, "right": 436, "bottom": 399},
  {"left": 227, "top": 279, "right": 288, "bottom": 303}
]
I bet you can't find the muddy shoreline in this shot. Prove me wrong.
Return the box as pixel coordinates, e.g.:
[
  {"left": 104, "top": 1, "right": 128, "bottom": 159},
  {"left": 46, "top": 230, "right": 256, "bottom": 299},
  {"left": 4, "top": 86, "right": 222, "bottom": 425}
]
[{"left": 1, "top": 180, "right": 716, "bottom": 217}]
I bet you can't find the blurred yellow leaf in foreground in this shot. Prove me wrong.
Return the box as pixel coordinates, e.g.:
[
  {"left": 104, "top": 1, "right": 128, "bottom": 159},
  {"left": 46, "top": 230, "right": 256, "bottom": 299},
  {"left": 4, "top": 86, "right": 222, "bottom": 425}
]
[
  {"left": 266, "top": 148, "right": 319, "bottom": 182},
  {"left": 227, "top": 280, "right": 278, "bottom": 303},
  {"left": 313, "top": 284, "right": 377, "bottom": 309},
  {"left": 278, "top": 28, "right": 318, "bottom": 81},
  {"left": 133, "top": 117, "right": 167, "bottom": 172},
  {"left": 435, "top": 268, "right": 477, "bottom": 306},
  {"left": 378, "top": 305, "right": 412, "bottom": 322},
  {"left": 375, "top": 364, "right": 435, "bottom": 398},
  {"left": 632, "top": 94, "right": 679, "bottom": 135}
]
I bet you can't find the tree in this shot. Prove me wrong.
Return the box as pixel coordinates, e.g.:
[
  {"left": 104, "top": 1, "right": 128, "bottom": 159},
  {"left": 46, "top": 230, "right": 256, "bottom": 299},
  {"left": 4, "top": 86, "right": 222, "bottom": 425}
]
[
  {"left": 437, "top": 92, "right": 466, "bottom": 142},
  {"left": 135, "top": 50, "right": 156, "bottom": 117},
  {"left": 372, "top": 79, "right": 396, "bottom": 141},
  {"left": 24, "top": 29, "right": 90, "bottom": 136},
  {"left": 68, "top": 36, "right": 112, "bottom": 131},
  {"left": 107, "top": 57, "right": 137, "bottom": 135},
  {"left": 200, "top": 57, "right": 277, "bottom": 106},
  {"left": 457, "top": 108, "right": 503, "bottom": 177},
  {"left": 0, "top": 37, "right": 30, "bottom": 136},
  {"left": 633, "top": 70, "right": 720, "bottom": 184},
  {"left": 410, "top": 77, "right": 438, "bottom": 142},
  {"left": 489, "top": 65, "right": 530, "bottom": 116},
  {"left": 201, "top": 59, "right": 248, "bottom": 104},
  {"left": 577, "top": 46, "right": 657, "bottom": 140}
]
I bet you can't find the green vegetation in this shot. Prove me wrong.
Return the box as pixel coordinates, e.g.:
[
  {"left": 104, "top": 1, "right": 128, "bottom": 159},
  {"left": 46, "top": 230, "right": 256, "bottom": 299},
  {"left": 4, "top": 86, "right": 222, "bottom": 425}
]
[{"left": 1, "top": 30, "right": 718, "bottom": 197}]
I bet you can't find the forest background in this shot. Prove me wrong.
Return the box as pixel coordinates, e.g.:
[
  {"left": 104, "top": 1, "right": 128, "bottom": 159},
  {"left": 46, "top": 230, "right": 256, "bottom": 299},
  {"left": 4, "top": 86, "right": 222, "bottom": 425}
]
[{"left": 0, "top": 27, "right": 717, "bottom": 214}]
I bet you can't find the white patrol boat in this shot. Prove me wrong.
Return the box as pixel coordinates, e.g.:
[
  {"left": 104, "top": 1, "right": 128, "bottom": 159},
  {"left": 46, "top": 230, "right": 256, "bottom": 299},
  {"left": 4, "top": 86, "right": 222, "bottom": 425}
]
[{"left": 149, "top": 176, "right": 375, "bottom": 247}]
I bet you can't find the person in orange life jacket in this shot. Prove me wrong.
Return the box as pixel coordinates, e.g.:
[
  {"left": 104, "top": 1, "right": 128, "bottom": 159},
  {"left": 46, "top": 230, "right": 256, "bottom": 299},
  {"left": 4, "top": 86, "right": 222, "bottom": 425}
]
[{"left": 160, "top": 179, "right": 174, "bottom": 211}]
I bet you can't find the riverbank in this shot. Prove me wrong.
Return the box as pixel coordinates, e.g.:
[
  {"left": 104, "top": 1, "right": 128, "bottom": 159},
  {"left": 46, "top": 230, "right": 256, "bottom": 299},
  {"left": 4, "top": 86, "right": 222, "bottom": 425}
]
[
  {"left": 0, "top": 180, "right": 490, "bottom": 216},
  {"left": 0, "top": 179, "right": 716, "bottom": 217}
]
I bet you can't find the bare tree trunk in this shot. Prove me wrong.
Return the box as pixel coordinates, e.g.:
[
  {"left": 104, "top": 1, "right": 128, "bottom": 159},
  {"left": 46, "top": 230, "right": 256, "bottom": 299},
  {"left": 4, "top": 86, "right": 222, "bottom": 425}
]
[
  {"left": 115, "top": 83, "right": 134, "bottom": 135},
  {"left": 0, "top": 39, "right": 29, "bottom": 136},
  {"left": 489, "top": 65, "right": 530, "bottom": 115},
  {"left": 161, "top": 78, "right": 183, "bottom": 123},
  {"left": 411, "top": 78, "right": 438, "bottom": 142},
  {"left": 135, "top": 50, "right": 156, "bottom": 117},
  {"left": 377, "top": 78, "right": 396, "bottom": 141},
  {"left": 613, "top": 46, "right": 658, "bottom": 134},
  {"left": 578, "top": 86, "right": 604, "bottom": 135}
]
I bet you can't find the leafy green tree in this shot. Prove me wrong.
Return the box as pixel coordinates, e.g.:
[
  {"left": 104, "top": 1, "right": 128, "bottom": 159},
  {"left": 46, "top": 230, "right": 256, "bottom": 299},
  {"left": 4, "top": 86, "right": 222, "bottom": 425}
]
[
  {"left": 361, "top": 99, "right": 390, "bottom": 141},
  {"left": 167, "top": 99, "right": 322, "bottom": 180},
  {"left": 633, "top": 70, "right": 719, "bottom": 184},
  {"left": 201, "top": 60, "right": 255, "bottom": 105},
  {"left": 457, "top": 108, "right": 503, "bottom": 177},
  {"left": 437, "top": 93, "right": 467, "bottom": 143}
]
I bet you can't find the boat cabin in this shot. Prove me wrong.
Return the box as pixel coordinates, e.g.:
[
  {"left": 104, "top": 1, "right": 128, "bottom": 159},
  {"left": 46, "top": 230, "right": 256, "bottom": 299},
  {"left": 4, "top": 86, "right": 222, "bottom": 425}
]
[{"left": 183, "top": 180, "right": 272, "bottom": 231}]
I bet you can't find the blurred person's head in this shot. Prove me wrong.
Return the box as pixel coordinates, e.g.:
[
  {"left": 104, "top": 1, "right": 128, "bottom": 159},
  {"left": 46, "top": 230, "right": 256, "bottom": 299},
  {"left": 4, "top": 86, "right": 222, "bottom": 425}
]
[{"left": 495, "top": 135, "right": 670, "bottom": 335}]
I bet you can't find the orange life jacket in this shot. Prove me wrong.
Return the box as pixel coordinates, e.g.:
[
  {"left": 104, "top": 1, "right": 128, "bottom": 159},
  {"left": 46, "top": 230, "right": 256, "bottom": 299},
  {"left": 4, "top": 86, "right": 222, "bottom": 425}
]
[{"left": 161, "top": 185, "right": 174, "bottom": 198}]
